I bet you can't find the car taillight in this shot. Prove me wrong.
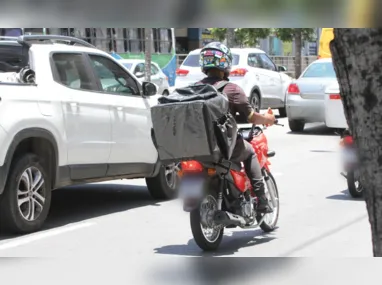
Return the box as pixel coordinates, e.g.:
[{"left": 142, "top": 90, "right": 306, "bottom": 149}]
[
  {"left": 176, "top": 69, "right": 189, "bottom": 76},
  {"left": 329, "top": 94, "right": 341, "bottom": 100},
  {"left": 180, "top": 161, "right": 203, "bottom": 172},
  {"left": 287, "top": 83, "right": 300, "bottom": 95},
  {"left": 344, "top": 136, "right": 353, "bottom": 145},
  {"left": 230, "top": 68, "right": 248, "bottom": 77}
]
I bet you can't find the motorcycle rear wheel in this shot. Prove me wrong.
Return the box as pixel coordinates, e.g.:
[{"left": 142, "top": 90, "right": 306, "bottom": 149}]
[
  {"left": 347, "top": 171, "right": 364, "bottom": 198},
  {"left": 190, "top": 194, "right": 224, "bottom": 251}
]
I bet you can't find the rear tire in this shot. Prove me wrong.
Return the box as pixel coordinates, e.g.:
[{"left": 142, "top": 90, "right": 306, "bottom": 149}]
[
  {"left": 257, "top": 171, "right": 279, "bottom": 232},
  {"left": 347, "top": 171, "right": 364, "bottom": 198},
  {"left": 289, "top": 120, "right": 305, "bottom": 132},
  {"left": 162, "top": 90, "right": 169, "bottom": 96},
  {"left": 190, "top": 194, "right": 224, "bottom": 251},
  {"left": 146, "top": 163, "right": 179, "bottom": 200},
  {"left": 0, "top": 153, "right": 52, "bottom": 234},
  {"left": 278, "top": 107, "right": 287, "bottom": 118},
  {"left": 250, "top": 91, "right": 261, "bottom": 113}
]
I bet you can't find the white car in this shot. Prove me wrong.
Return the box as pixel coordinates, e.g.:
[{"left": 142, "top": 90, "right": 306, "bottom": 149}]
[
  {"left": 175, "top": 48, "right": 292, "bottom": 117},
  {"left": 119, "top": 59, "right": 170, "bottom": 95},
  {"left": 0, "top": 35, "right": 178, "bottom": 234}
]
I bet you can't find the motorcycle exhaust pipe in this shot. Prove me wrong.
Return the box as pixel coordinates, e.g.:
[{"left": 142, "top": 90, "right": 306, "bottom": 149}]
[{"left": 214, "top": 210, "right": 246, "bottom": 227}]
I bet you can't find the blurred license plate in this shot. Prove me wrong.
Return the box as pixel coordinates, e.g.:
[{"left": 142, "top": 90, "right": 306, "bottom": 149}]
[
  {"left": 179, "top": 177, "right": 204, "bottom": 199},
  {"left": 343, "top": 148, "right": 357, "bottom": 163}
]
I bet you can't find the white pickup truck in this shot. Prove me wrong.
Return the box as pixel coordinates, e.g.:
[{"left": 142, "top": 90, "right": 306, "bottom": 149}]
[{"left": 0, "top": 35, "right": 178, "bottom": 234}]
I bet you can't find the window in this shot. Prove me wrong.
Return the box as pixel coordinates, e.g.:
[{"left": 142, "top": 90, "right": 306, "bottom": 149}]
[
  {"left": 122, "top": 63, "right": 133, "bottom": 70},
  {"left": 302, "top": 62, "right": 336, "bottom": 78},
  {"left": 88, "top": 54, "right": 140, "bottom": 95},
  {"left": 259, "top": 54, "right": 276, "bottom": 71},
  {"left": 52, "top": 53, "right": 94, "bottom": 91},
  {"left": 182, "top": 53, "right": 240, "bottom": 67},
  {"left": 247, "top": 54, "right": 262, "bottom": 68},
  {"left": 151, "top": 64, "right": 160, "bottom": 75},
  {"left": 134, "top": 63, "right": 145, "bottom": 74}
]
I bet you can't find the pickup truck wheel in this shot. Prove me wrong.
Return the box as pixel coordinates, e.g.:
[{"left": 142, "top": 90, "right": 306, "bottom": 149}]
[
  {"left": 146, "top": 163, "right": 179, "bottom": 200},
  {"left": 0, "top": 153, "right": 52, "bottom": 234}
]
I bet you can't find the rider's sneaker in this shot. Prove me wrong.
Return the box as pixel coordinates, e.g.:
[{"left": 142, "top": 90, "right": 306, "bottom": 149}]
[{"left": 256, "top": 195, "right": 273, "bottom": 213}]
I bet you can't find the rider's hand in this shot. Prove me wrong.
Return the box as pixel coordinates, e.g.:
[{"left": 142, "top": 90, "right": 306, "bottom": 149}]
[{"left": 263, "top": 108, "right": 276, "bottom": 126}]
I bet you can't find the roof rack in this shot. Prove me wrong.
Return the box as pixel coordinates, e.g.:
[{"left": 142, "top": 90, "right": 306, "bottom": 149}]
[{"left": 0, "top": 35, "right": 96, "bottom": 49}]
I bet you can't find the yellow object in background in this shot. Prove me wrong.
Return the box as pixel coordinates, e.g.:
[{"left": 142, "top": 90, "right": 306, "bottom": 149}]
[{"left": 318, "top": 28, "right": 334, "bottom": 59}]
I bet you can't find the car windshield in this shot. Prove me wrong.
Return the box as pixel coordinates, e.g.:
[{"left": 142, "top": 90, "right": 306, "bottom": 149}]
[
  {"left": 302, "top": 62, "right": 336, "bottom": 78},
  {"left": 182, "top": 53, "right": 240, "bottom": 67},
  {"left": 122, "top": 63, "right": 133, "bottom": 70}
]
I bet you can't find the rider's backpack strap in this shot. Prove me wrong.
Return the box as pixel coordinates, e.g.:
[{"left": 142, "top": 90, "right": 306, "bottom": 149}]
[{"left": 215, "top": 81, "right": 229, "bottom": 92}]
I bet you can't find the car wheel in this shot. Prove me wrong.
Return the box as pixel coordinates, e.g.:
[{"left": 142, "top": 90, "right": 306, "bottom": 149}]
[
  {"left": 278, "top": 107, "right": 287, "bottom": 118},
  {"left": 288, "top": 120, "right": 305, "bottom": 132},
  {"left": 146, "top": 163, "right": 180, "bottom": 200},
  {"left": 0, "top": 153, "right": 52, "bottom": 234},
  {"left": 250, "top": 91, "right": 261, "bottom": 113}
]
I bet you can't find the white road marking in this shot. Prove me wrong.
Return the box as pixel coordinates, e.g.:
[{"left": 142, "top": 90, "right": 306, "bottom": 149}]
[{"left": 0, "top": 222, "right": 95, "bottom": 251}]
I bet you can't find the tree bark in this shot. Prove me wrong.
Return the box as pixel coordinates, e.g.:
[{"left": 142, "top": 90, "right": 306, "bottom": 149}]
[
  {"left": 294, "top": 29, "right": 302, "bottom": 78},
  {"left": 330, "top": 28, "right": 382, "bottom": 256},
  {"left": 226, "top": 28, "right": 235, "bottom": 48},
  {"left": 144, "top": 28, "right": 152, "bottom": 82}
]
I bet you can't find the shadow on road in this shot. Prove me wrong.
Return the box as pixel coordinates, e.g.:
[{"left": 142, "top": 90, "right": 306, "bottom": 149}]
[
  {"left": 154, "top": 229, "right": 277, "bottom": 256},
  {"left": 287, "top": 124, "right": 339, "bottom": 137},
  {"left": 0, "top": 182, "right": 160, "bottom": 241},
  {"left": 326, "top": 190, "right": 364, "bottom": 201}
]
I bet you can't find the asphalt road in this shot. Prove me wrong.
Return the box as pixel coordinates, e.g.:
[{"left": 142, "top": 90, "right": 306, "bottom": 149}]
[{"left": 0, "top": 117, "right": 372, "bottom": 257}]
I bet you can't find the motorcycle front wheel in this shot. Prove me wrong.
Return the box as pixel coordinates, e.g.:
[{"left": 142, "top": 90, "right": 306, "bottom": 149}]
[
  {"left": 257, "top": 171, "right": 280, "bottom": 232},
  {"left": 190, "top": 194, "right": 224, "bottom": 251}
]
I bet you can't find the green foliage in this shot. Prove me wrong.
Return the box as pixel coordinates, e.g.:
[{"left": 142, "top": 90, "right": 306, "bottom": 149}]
[
  {"left": 274, "top": 28, "right": 315, "bottom": 42},
  {"left": 208, "top": 28, "right": 272, "bottom": 47},
  {"left": 209, "top": 28, "right": 227, "bottom": 42}
]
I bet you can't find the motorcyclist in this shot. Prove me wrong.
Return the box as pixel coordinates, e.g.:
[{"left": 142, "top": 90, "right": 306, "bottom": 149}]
[{"left": 198, "top": 42, "right": 275, "bottom": 213}]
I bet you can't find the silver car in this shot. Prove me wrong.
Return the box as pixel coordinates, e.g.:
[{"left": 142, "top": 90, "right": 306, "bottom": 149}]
[
  {"left": 286, "top": 58, "right": 338, "bottom": 132},
  {"left": 119, "top": 59, "right": 170, "bottom": 95}
]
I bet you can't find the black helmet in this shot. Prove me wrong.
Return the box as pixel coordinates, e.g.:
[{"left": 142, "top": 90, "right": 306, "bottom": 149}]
[{"left": 199, "top": 42, "right": 233, "bottom": 76}]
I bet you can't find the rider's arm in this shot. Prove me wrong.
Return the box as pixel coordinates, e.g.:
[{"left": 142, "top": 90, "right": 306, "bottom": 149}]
[{"left": 229, "top": 84, "right": 274, "bottom": 125}]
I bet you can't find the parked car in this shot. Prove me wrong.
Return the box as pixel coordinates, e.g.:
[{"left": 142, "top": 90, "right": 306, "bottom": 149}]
[
  {"left": 285, "top": 58, "right": 338, "bottom": 132},
  {"left": 175, "top": 48, "right": 292, "bottom": 118},
  {"left": 119, "top": 59, "right": 170, "bottom": 95},
  {"left": 0, "top": 35, "right": 178, "bottom": 234}
]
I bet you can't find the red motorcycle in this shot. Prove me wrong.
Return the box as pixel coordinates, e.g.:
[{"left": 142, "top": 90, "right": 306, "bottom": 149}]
[
  {"left": 178, "top": 121, "right": 282, "bottom": 251},
  {"left": 340, "top": 130, "right": 363, "bottom": 198}
]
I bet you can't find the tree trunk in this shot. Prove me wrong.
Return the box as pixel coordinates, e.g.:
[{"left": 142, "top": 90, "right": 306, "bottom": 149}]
[
  {"left": 226, "top": 28, "right": 235, "bottom": 48},
  {"left": 144, "top": 28, "right": 152, "bottom": 82},
  {"left": 330, "top": 28, "right": 382, "bottom": 256},
  {"left": 294, "top": 29, "right": 302, "bottom": 78}
]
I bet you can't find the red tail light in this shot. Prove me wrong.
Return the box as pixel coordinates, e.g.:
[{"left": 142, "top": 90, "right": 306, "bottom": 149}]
[
  {"left": 329, "top": 94, "right": 341, "bottom": 100},
  {"left": 180, "top": 161, "right": 203, "bottom": 172},
  {"left": 344, "top": 136, "right": 353, "bottom": 145},
  {"left": 287, "top": 83, "right": 300, "bottom": 95},
  {"left": 230, "top": 68, "right": 248, "bottom": 77},
  {"left": 176, "top": 69, "right": 189, "bottom": 76}
]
